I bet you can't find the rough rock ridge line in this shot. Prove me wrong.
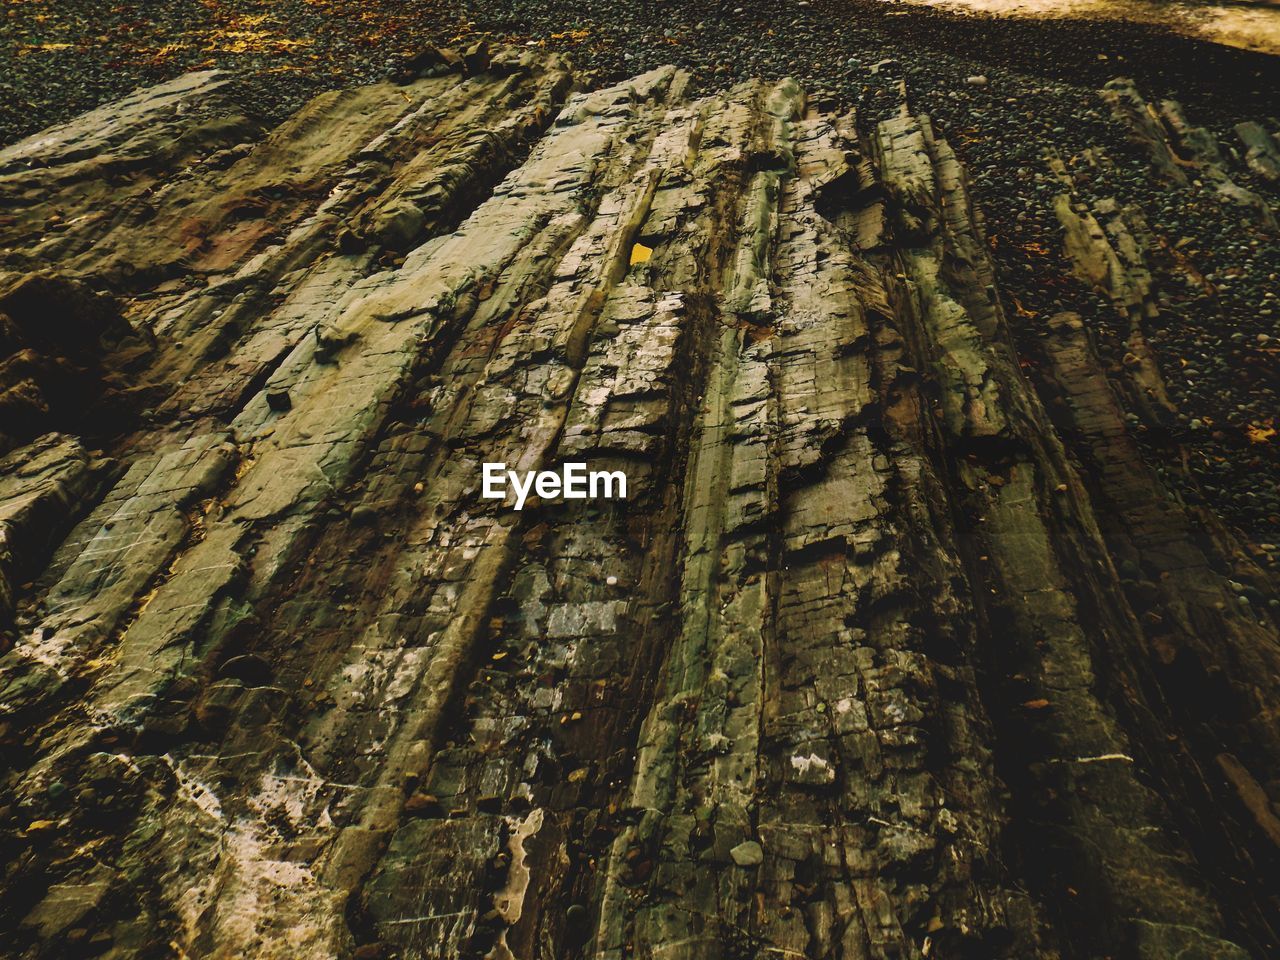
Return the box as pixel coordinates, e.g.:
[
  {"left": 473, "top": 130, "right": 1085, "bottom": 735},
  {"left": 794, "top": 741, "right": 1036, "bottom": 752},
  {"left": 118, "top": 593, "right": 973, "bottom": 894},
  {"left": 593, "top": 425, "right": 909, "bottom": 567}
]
[{"left": 0, "top": 51, "right": 1277, "bottom": 960}]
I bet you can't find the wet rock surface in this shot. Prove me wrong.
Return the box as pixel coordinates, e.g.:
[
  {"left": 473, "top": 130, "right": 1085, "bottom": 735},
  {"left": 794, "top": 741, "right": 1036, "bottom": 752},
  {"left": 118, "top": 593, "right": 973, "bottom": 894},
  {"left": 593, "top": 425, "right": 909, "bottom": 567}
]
[{"left": 0, "top": 46, "right": 1278, "bottom": 960}]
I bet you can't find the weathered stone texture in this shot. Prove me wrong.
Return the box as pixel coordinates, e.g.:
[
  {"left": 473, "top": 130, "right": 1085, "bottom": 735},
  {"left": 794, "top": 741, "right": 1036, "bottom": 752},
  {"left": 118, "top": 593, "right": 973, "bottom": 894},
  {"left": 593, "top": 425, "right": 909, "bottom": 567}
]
[{"left": 0, "top": 52, "right": 1277, "bottom": 960}]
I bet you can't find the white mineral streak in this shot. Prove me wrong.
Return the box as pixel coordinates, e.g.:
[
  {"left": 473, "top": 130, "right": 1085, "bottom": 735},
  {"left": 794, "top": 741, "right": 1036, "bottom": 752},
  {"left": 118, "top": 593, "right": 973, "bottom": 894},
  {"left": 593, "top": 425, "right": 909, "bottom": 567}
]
[{"left": 488, "top": 808, "right": 547, "bottom": 960}]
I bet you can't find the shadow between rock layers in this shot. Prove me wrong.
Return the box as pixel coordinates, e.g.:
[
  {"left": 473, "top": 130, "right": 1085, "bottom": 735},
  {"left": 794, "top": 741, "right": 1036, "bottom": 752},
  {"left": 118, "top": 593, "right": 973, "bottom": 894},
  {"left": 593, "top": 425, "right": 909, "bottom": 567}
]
[{"left": 0, "top": 46, "right": 1278, "bottom": 960}]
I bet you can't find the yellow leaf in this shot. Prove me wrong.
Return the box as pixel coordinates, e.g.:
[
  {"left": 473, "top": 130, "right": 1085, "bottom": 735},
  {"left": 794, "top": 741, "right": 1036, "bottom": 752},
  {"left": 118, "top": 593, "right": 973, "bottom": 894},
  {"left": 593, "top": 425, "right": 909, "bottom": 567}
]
[
  {"left": 629, "top": 242, "right": 653, "bottom": 266},
  {"left": 1010, "top": 295, "right": 1037, "bottom": 318},
  {"left": 1246, "top": 424, "right": 1276, "bottom": 444}
]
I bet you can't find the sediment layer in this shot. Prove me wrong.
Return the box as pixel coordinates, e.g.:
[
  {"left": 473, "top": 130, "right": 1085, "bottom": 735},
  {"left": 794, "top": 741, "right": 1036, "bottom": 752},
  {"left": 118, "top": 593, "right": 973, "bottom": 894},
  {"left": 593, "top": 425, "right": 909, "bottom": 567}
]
[{"left": 1, "top": 49, "right": 1278, "bottom": 960}]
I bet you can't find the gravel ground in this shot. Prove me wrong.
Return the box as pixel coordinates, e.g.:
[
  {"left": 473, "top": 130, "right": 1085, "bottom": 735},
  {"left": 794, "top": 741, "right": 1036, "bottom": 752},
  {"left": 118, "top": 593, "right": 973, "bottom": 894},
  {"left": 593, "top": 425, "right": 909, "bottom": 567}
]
[{"left": 2, "top": 0, "right": 1278, "bottom": 546}]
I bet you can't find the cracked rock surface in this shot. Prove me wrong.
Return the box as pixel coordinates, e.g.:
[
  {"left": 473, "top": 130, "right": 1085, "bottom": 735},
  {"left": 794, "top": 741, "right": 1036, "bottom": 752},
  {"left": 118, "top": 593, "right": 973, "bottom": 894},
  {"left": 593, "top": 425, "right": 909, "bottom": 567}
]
[{"left": 0, "top": 49, "right": 1278, "bottom": 960}]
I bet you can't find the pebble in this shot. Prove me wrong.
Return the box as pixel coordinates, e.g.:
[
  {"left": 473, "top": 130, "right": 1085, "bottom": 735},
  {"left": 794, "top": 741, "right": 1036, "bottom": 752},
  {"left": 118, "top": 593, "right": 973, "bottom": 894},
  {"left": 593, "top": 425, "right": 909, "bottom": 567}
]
[{"left": 730, "top": 840, "right": 764, "bottom": 867}]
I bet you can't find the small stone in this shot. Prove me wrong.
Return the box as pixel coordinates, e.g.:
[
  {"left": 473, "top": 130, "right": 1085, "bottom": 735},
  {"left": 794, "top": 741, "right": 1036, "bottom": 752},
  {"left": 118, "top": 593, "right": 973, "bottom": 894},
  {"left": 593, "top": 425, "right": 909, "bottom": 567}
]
[
  {"left": 463, "top": 40, "right": 491, "bottom": 75},
  {"left": 966, "top": 75, "right": 989, "bottom": 87},
  {"left": 336, "top": 228, "right": 366, "bottom": 254},
  {"left": 404, "top": 793, "right": 442, "bottom": 817},
  {"left": 730, "top": 840, "right": 764, "bottom": 867},
  {"left": 373, "top": 200, "right": 426, "bottom": 249}
]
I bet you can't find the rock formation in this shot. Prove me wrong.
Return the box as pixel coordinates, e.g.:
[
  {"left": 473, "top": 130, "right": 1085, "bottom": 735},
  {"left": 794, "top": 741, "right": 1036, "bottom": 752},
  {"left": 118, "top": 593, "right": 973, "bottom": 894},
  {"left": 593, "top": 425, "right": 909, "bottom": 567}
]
[{"left": 0, "top": 48, "right": 1277, "bottom": 960}]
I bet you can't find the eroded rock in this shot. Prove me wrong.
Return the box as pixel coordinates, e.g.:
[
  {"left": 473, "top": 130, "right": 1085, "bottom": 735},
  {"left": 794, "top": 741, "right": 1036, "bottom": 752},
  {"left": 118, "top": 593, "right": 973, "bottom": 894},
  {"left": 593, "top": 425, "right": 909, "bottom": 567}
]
[{"left": 0, "top": 51, "right": 1276, "bottom": 960}]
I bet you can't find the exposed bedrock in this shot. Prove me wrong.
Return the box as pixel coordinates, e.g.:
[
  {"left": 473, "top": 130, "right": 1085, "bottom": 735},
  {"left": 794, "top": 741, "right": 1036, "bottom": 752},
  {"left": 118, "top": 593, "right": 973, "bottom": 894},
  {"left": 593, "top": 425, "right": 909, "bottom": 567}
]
[{"left": 0, "top": 49, "right": 1277, "bottom": 960}]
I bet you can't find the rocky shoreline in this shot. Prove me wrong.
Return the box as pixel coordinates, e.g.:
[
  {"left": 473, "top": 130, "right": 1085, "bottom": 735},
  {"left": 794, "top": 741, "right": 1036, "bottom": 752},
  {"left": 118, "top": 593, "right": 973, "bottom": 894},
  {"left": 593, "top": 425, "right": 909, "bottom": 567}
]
[
  {"left": 1, "top": 13, "right": 1279, "bottom": 958},
  {"left": 4, "top": 0, "right": 1278, "bottom": 549},
  {"left": 3, "top": 51, "right": 1279, "bottom": 957}
]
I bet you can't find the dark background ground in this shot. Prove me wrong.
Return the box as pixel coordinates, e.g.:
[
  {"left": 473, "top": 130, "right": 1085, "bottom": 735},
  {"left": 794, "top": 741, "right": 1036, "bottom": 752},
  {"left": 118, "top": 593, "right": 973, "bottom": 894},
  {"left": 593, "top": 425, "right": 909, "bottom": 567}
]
[
  {"left": 3, "top": 0, "right": 1278, "bottom": 554},
  {"left": 3, "top": 0, "right": 1277, "bottom": 146}
]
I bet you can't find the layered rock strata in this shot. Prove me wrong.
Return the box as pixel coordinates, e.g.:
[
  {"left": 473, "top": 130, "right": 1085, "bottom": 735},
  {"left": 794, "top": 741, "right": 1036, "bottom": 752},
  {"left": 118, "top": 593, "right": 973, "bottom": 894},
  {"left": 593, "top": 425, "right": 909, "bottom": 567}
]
[{"left": 0, "top": 51, "right": 1277, "bottom": 960}]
